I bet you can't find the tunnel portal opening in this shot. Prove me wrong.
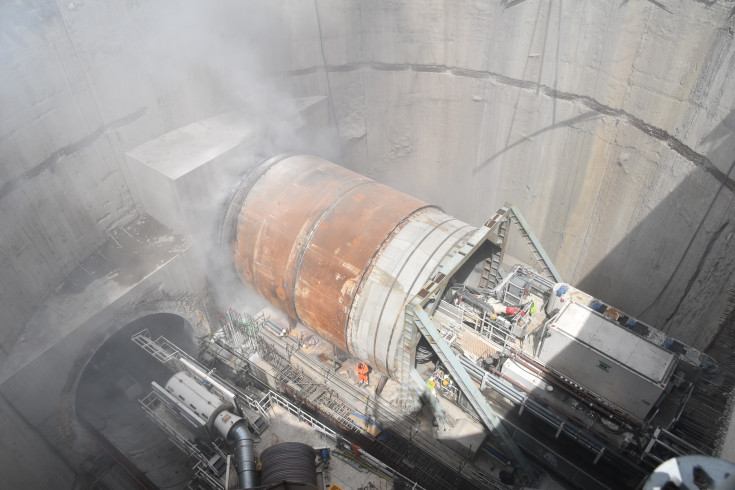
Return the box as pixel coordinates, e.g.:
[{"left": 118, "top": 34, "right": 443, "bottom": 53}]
[{"left": 75, "top": 313, "right": 198, "bottom": 489}]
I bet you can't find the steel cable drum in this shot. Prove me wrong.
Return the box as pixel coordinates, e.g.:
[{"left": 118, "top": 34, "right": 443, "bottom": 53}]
[{"left": 260, "top": 442, "right": 317, "bottom": 488}]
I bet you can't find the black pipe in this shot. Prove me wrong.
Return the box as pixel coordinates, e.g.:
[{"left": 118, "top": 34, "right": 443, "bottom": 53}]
[{"left": 229, "top": 421, "right": 255, "bottom": 489}]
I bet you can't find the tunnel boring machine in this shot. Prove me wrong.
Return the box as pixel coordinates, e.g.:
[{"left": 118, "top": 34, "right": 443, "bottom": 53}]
[{"left": 226, "top": 154, "right": 479, "bottom": 379}]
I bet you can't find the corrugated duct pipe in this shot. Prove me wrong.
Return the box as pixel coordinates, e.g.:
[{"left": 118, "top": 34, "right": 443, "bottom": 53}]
[{"left": 229, "top": 421, "right": 255, "bottom": 489}]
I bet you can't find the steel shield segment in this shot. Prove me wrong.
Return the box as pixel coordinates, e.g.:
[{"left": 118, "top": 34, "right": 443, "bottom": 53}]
[
  {"left": 294, "top": 181, "right": 428, "bottom": 350},
  {"left": 233, "top": 155, "right": 371, "bottom": 319}
]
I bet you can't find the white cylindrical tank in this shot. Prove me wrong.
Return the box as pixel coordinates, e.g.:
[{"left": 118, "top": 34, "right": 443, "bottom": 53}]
[{"left": 164, "top": 371, "right": 232, "bottom": 427}]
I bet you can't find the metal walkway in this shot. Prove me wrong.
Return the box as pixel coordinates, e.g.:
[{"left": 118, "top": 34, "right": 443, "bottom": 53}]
[
  {"left": 134, "top": 329, "right": 425, "bottom": 489},
  {"left": 249, "top": 323, "right": 503, "bottom": 489},
  {"left": 132, "top": 329, "right": 270, "bottom": 424}
]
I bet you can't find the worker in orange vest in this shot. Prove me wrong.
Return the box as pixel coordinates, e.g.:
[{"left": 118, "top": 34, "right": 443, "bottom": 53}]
[{"left": 356, "top": 362, "right": 369, "bottom": 386}]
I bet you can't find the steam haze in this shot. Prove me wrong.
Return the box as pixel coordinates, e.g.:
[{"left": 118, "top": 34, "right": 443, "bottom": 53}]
[{"left": 115, "top": 1, "right": 340, "bottom": 316}]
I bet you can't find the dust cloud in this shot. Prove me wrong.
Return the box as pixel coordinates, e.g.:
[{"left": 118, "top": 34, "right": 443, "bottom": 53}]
[{"left": 126, "top": 1, "right": 341, "bottom": 315}]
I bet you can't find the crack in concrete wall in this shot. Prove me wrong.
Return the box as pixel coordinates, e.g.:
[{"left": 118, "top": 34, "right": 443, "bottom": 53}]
[
  {"left": 282, "top": 62, "right": 734, "bottom": 192},
  {"left": 0, "top": 108, "right": 147, "bottom": 201},
  {"left": 664, "top": 219, "right": 729, "bottom": 327}
]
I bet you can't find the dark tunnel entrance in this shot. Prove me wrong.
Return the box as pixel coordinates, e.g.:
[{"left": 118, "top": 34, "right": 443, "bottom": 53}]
[{"left": 76, "top": 313, "right": 198, "bottom": 489}]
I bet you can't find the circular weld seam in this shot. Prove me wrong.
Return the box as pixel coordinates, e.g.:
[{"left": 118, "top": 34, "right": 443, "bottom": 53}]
[
  {"left": 290, "top": 180, "right": 374, "bottom": 325},
  {"left": 369, "top": 216, "right": 458, "bottom": 373},
  {"left": 224, "top": 153, "right": 293, "bottom": 252},
  {"left": 235, "top": 154, "right": 300, "bottom": 297},
  {"left": 248, "top": 175, "right": 290, "bottom": 304},
  {"left": 344, "top": 205, "right": 440, "bottom": 354},
  {"left": 384, "top": 224, "right": 476, "bottom": 377},
  {"left": 227, "top": 154, "right": 293, "bottom": 282}
]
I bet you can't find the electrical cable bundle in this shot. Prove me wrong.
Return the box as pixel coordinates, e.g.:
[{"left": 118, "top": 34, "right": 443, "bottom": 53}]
[
  {"left": 416, "top": 344, "right": 434, "bottom": 363},
  {"left": 260, "top": 442, "right": 318, "bottom": 487}
]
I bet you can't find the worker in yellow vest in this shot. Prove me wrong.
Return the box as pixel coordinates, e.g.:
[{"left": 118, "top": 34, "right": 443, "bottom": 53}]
[{"left": 427, "top": 379, "right": 437, "bottom": 398}]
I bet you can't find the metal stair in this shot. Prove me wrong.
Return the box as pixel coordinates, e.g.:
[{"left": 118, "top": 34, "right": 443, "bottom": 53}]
[
  {"left": 131, "top": 329, "right": 178, "bottom": 364},
  {"left": 506, "top": 207, "right": 562, "bottom": 283},
  {"left": 479, "top": 205, "right": 511, "bottom": 290},
  {"left": 249, "top": 414, "right": 269, "bottom": 436}
]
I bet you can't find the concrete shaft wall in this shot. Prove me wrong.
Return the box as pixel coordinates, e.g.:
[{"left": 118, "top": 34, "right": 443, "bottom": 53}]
[{"left": 0, "top": 1, "right": 230, "bottom": 359}]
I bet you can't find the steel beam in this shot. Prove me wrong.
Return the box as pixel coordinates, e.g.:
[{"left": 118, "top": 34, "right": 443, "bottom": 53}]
[{"left": 410, "top": 306, "right": 534, "bottom": 480}]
